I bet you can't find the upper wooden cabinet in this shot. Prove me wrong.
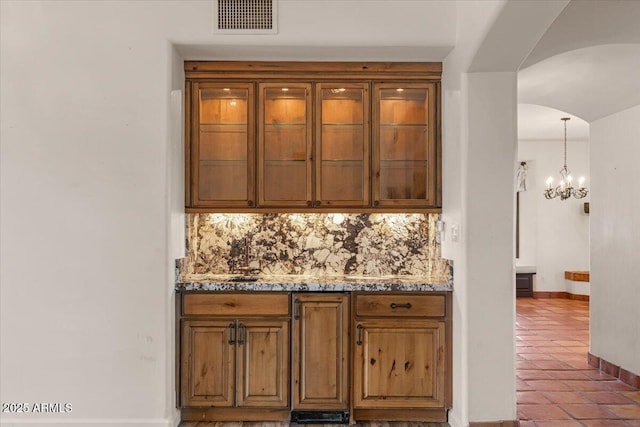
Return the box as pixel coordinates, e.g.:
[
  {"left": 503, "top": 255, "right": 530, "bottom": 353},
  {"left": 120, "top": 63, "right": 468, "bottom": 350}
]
[
  {"left": 316, "top": 83, "right": 370, "bottom": 207},
  {"left": 258, "top": 83, "right": 313, "bottom": 207},
  {"left": 189, "top": 82, "right": 255, "bottom": 208},
  {"left": 185, "top": 62, "right": 441, "bottom": 212},
  {"left": 373, "top": 83, "right": 437, "bottom": 207}
]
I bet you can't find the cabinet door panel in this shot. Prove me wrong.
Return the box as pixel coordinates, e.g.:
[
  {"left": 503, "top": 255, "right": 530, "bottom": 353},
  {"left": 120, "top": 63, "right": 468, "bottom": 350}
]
[
  {"left": 354, "top": 319, "right": 445, "bottom": 408},
  {"left": 191, "top": 83, "right": 255, "bottom": 207},
  {"left": 236, "top": 320, "right": 289, "bottom": 408},
  {"left": 293, "top": 294, "right": 349, "bottom": 410},
  {"left": 373, "top": 83, "right": 436, "bottom": 207},
  {"left": 258, "top": 83, "right": 312, "bottom": 206},
  {"left": 316, "top": 83, "right": 370, "bottom": 207},
  {"left": 181, "top": 320, "right": 235, "bottom": 407}
]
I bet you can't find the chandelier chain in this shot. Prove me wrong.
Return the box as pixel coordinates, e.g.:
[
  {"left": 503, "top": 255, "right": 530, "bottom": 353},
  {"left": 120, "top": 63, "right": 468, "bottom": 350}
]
[{"left": 563, "top": 118, "right": 567, "bottom": 170}]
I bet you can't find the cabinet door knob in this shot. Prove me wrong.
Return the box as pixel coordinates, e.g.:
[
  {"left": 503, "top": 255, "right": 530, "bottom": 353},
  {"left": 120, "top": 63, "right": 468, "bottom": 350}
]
[
  {"left": 390, "top": 302, "right": 412, "bottom": 309},
  {"left": 374, "top": 200, "right": 380, "bottom": 207},
  {"left": 248, "top": 200, "right": 254, "bottom": 207},
  {"left": 356, "top": 324, "right": 363, "bottom": 346},
  {"left": 306, "top": 201, "right": 313, "bottom": 207},
  {"left": 314, "top": 200, "right": 321, "bottom": 207}
]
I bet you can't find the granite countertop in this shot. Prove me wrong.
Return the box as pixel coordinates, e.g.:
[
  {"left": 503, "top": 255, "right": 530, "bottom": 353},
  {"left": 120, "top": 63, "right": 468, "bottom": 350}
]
[{"left": 176, "top": 274, "right": 452, "bottom": 292}]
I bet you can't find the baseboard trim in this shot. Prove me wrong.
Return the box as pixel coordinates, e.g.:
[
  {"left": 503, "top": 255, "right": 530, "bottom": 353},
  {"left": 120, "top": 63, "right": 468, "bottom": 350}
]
[
  {"left": 533, "top": 291, "right": 589, "bottom": 301},
  {"left": 588, "top": 352, "right": 640, "bottom": 389},
  {"left": 352, "top": 408, "right": 447, "bottom": 422},
  {"left": 0, "top": 420, "right": 172, "bottom": 427},
  {"left": 181, "top": 407, "right": 289, "bottom": 422},
  {"left": 469, "top": 421, "right": 519, "bottom": 427}
]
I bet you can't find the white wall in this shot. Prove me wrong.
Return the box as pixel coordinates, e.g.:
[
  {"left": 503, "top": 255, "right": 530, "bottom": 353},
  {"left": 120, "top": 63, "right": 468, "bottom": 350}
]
[
  {"left": 590, "top": 104, "right": 640, "bottom": 376},
  {"left": 518, "top": 139, "right": 590, "bottom": 293},
  {"left": 441, "top": 2, "right": 568, "bottom": 425},
  {"left": 0, "top": 1, "right": 457, "bottom": 426},
  {"left": 464, "top": 72, "right": 518, "bottom": 423},
  {"left": 1, "top": 2, "right": 576, "bottom": 426}
]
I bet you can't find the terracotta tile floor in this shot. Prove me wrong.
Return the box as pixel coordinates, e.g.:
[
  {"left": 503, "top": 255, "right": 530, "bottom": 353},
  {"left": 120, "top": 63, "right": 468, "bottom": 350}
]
[{"left": 517, "top": 298, "right": 640, "bottom": 426}]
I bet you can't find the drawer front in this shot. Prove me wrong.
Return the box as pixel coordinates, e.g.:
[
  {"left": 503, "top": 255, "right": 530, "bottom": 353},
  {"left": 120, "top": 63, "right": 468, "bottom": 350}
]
[
  {"left": 355, "top": 294, "right": 445, "bottom": 317},
  {"left": 183, "top": 293, "right": 290, "bottom": 316}
]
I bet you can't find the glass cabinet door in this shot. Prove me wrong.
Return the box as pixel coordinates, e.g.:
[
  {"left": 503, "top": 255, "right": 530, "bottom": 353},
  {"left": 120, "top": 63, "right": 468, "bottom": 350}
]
[
  {"left": 258, "top": 83, "right": 312, "bottom": 206},
  {"left": 315, "top": 83, "right": 370, "bottom": 207},
  {"left": 373, "top": 83, "right": 437, "bottom": 207},
  {"left": 191, "top": 83, "right": 255, "bottom": 207}
]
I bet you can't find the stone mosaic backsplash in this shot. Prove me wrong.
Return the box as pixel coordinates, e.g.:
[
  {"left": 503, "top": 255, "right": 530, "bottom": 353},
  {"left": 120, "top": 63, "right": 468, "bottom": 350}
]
[{"left": 179, "top": 213, "right": 450, "bottom": 283}]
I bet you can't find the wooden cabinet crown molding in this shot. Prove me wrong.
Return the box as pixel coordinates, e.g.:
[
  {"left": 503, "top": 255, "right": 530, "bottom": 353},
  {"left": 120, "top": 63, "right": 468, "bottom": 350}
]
[{"left": 184, "top": 61, "right": 442, "bottom": 80}]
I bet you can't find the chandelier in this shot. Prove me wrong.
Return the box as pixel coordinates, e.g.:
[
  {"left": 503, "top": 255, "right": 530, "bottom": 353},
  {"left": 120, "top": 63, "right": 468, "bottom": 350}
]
[{"left": 544, "top": 117, "right": 588, "bottom": 200}]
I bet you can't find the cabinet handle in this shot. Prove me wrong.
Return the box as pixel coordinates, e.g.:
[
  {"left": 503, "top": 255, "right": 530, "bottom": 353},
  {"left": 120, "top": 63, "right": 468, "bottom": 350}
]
[
  {"left": 227, "top": 322, "right": 235, "bottom": 344},
  {"left": 374, "top": 200, "right": 380, "bottom": 207},
  {"left": 356, "top": 324, "right": 363, "bottom": 346},
  {"left": 294, "top": 300, "right": 301, "bottom": 319},
  {"left": 306, "top": 201, "right": 313, "bottom": 207},
  {"left": 314, "top": 200, "right": 321, "bottom": 207},
  {"left": 390, "top": 302, "right": 412, "bottom": 309},
  {"left": 248, "top": 200, "right": 254, "bottom": 207},
  {"left": 237, "top": 323, "right": 246, "bottom": 345}
]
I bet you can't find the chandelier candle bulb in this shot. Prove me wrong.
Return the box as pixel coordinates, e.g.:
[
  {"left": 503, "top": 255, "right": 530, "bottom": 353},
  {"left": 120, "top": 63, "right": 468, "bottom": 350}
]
[
  {"left": 546, "top": 177, "right": 553, "bottom": 189},
  {"left": 579, "top": 176, "right": 585, "bottom": 189}
]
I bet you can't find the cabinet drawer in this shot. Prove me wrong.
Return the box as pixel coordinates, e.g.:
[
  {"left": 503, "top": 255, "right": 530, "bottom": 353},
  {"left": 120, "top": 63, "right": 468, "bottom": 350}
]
[
  {"left": 355, "top": 294, "right": 445, "bottom": 317},
  {"left": 183, "top": 293, "right": 290, "bottom": 316}
]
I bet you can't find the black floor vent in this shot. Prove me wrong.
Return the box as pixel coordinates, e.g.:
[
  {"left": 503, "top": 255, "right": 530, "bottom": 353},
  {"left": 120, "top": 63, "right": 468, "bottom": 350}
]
[{"left": 291, "top": 410, "right": 349, "bottom": 424}]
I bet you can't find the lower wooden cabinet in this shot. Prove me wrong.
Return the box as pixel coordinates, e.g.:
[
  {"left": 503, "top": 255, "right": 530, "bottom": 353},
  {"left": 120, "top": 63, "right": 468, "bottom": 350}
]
[
  {"left": 181, "top": 319, "right": 289, "bottom": 409},
  {"left": 177, "top": 291, "right": 450, "bottom": 423},
  {"left": 292, "top": 293, "right": 349, "bottom": 410},
  {"left": 181, "top": 320, "right": 235, "bottom": 407},
  {"left": 352, "top": 292, "right": 451, "bottom": 422},
  {"left": 236, "top": 319, "right": 289, "bottom": 408},
  {"left": 353, "top": 319, "right": 445, "bottom": 408}
]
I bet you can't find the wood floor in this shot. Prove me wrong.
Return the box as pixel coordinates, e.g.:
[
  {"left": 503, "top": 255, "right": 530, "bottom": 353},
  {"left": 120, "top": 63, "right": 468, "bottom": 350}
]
[{"left": 180, "top": 423, "right": 449, "bottom": 427}]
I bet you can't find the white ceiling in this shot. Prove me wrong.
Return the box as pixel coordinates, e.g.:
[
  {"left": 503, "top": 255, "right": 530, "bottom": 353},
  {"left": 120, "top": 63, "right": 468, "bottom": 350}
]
[
  {"left": 521, "top": 0, "right": 640, "bottom": 69},
  {"left": 519, "top": 44, "right": 640, "bottom": 123},
  {"left": 517, "top": 0, "right": 640, "bottom": 140},
  {"left": 518, "top": 104, "right": 589, "bottom": 141}
]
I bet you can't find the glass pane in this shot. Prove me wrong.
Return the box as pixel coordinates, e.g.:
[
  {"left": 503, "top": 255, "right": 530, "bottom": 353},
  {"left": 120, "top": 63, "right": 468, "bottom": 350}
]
[
  {"left": 198, "top": 87, "right": 249, "bottom": 201},
  {"left": 200, "top": 89, "right": 248, "bottom": 123},
  {"left": 264, "top": 88, "right": 307, "bottom": 124},
  {"left": 199, "top": 160, "right": 247, "bottom": 200},
  {"left": 377, "top": 86, "right": 429, "bottom": 201},
  {"left": 379, "top": 160, "right": 428, "bottom": 200},
  {"left": 319, "top": 86, "right": 366, "bottom": 202},
  {"left": 264, "top": 125, "right": 306, "bottom": 160},
  {"left": 321, "top": 88, "right": 364, "bottom": 124},
  {"left": 321, "top": 161, "right": 363, "bottom": 200},
  {"left": 262, "top": 86, "right": 309, "bottom": 202},
  {"left": 379, "top": 126, "right": 427, "bottom": 160},
  {"left": 379, "top": 88, "right": 428, "bottom": 124},
  {"left": 264, "top": 161, "right": 306, "bottom": 200},
  {"left": 321, "top": 126, "right": 364, "bottom": 160},
  {"left": 200, "top": 124, "right": 248, "bottom": 160}
]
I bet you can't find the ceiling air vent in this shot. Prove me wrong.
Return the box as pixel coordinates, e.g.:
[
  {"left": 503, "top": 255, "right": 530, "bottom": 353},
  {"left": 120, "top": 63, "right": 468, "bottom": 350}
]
[{"left": 215, "top": 0, "right": 277, "bottom": 34}]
